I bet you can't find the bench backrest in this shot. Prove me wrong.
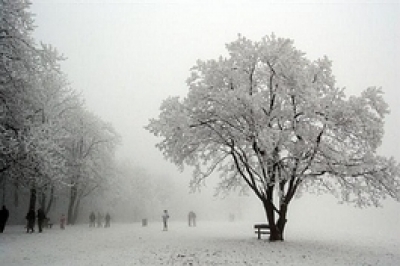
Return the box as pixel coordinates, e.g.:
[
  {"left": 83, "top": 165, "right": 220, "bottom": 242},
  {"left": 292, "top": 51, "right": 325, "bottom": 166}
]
[{"left": 254, "top": 224, "right": 270, "bottom": 229}]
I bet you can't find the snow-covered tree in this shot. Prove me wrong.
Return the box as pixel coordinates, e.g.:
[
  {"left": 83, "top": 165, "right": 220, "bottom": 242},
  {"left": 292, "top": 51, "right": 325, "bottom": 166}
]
[
  {"left": 23, "top": 66, "right": 83, "bottom": 213},
  {"left": 1, "top": 0, "right": 66, "bottom": 209},
  {"left": 0, "top": 0, "right": 83, "bottom": 212},
  {"left": 1, "top": 1, "right": 121, "bottom": 222},
  {"left": 1, "top": 0, "right": 37, "bottom": 175},
  {"left": 93, "top": 160, "right": 175, "bottom": 222},
  {"left": 63, "top": 109, "right": 120, "bottom": 225},
  {"left": 146, "top": 34, "right": 400, "bottom": 241}
]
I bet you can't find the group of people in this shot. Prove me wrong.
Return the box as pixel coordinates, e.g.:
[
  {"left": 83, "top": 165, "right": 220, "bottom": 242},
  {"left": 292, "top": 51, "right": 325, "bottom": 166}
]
[
  {"left": 0, "top": 207, "right": 198, "bottom": 233},
  {"left": 25, "top": 207, "right": 47, "bottom": 233},
  {"left": 25, "top": 208, "right": 66, "bottom": 233},
  {"left": 161, "top": 210, "right": 197, "bottom": 231},
  {"left": 0, "top": 205, "right": 10, "bottom": 233},
  {"left": 89, "top": 212, "right": 111, "bottom": 228}
]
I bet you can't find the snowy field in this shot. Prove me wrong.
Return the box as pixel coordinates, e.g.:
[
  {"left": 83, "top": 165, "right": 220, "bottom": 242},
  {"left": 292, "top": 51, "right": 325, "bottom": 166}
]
[{"left": 0, "top": 221, "right": 399, "bottom": 266}]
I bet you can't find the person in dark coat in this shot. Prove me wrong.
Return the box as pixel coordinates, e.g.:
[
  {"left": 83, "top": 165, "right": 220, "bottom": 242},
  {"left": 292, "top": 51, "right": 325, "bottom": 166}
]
[
  {"left": 188, "top": 211, "right": 197, "bottom": 227},
  {"left": 37, "top": 208, "right": 46, "bottom": 233},
  {"left": 60, "top": 214, "right": 66, "bottom": 229},
  {"left": 89, "top": 212, "right": 96, "bottom": 227},
  {"left": 26, "top": 208, "right": 35, "bottom": 233},
  {"left": 0, "top": 205, "right": 10, "bottom": 233},
  {"left": 162, "top": 210, "right": 169, "bottom": 231},
  {"left": 104, "top": 213, "right": 111, "bottom": 228}
]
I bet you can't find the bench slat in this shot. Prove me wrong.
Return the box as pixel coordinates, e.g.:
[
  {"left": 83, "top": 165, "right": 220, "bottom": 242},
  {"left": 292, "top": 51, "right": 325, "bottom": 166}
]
[
  {"left": 254, "top": 224, "right": 270, "bottom": 229},
  {"left": 254, "top": 224, "right": 270, "bottom": 239}
]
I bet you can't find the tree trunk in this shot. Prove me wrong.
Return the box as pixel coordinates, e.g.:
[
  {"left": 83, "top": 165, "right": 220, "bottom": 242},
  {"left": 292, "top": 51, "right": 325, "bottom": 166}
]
[
  {"left": 262, "top": 199, "right": 284, "bottom": 241},
  {"left": 72, "top": 194, "right": 82, "bottom": 224},
  {"left": 39, "top": 185, "right": 46, "bottom": 209},
  {"left": 45, "top": 185, "right": 54, "bottom": 215},
  {"left": 67, "top": 183, "right": 77, "bottom": 225},
  {"left": 14, "top": 180, "right": 19, "bottom": 207},
  {"left": 28, "top": 184, "right": 36, "bottom": 211},
  {"left": 1, "top": 174, "right": 5, "bottom": 206},
  {"left": 276, "top": 203, "right": 288, "bottom": 240}
]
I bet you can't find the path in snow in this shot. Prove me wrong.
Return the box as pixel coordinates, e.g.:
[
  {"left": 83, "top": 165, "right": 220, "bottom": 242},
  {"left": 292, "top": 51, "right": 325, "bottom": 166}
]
[{"left": 0, "top": 221, "right": 399, "bottom": 265}]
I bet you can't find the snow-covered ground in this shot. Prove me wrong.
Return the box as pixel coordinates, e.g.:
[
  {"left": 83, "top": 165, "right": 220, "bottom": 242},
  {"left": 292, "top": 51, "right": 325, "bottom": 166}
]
[{"left": 1, "top": 221, "right": 399, "bottom": 265}]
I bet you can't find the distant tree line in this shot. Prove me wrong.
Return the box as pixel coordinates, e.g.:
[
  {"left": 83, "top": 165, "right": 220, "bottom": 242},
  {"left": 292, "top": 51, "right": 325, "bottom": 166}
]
[{"left": 88, "top": 161, "right": 178, "bottom": 223}]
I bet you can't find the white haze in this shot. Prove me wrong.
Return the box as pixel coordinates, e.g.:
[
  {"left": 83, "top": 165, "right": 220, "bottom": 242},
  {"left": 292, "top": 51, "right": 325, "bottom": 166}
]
[{"left": 28, "top": 0, "right": 400, "bottom": 236}]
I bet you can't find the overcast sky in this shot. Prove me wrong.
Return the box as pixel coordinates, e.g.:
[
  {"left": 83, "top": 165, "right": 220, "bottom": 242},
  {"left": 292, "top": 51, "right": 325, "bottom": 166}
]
[{"left": 29, "top": 0, "right": 399, "bottom": 230}]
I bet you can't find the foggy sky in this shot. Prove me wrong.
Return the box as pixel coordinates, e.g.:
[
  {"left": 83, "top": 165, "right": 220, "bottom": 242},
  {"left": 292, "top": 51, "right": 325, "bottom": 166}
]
[{"left": 29, "top": 0, "right": 399, "bottom": 233}]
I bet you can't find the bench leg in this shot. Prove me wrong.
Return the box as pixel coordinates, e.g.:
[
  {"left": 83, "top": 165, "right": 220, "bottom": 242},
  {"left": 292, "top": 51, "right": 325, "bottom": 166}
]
[{"left": 257, "top": 228, "right": 261, "bottom": 240}]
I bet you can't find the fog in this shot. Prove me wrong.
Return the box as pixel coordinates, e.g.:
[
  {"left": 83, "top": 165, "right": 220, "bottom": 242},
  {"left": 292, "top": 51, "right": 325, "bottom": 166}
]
[{"left": 29, "top": 0, "right": 399, "bottom": 235}]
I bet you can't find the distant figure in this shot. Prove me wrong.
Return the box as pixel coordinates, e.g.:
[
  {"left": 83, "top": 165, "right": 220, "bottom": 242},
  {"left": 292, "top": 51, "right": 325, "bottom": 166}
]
[
  {"left": 26, "top": 208, "right": 36, "bottom": 233},
  {"left": 60, "top": 214, "right": 66, "bottom": 229},
  {"left": 104, "top": 213, "right": 111, "bottom": 228},
  {"left": 162, "top": 210, "right": 170, "bottom": 231},
  {"left": 97, "top": 212, "right": 103, "bottom": 228},
  {"left": 89, "top": 212, "right": 96, "bottom": 227},
  {"left": 0, "top": 205, "right": 10, "bottom": 233},
  {"left": 188, "top": 211, "right": 197, "bottom": 227},
  {"left": 37, "top": 208, "right": 46, "bottom": 233},
  {"left": 44, "top": 218, "right": 52, "bottom": 228}
]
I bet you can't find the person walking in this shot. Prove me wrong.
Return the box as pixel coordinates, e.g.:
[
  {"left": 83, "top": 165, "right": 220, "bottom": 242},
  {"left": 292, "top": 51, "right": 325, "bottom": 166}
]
[
  {"left": 188, "top": 211, "right": 197, "bottom": 227},
  {"left": 104, "top": 213, "right": 111, "bottom": 228},
  {"left": 37, "top": 208, "right": 46, "bottom": 233},
  {"left": 162, "top": 210, "right": 169, "bottom": 231},
  {"left": 191, "top": 211, "right": 197, "bottom": 227},
  {"left": 0, "top": 205, "right": 10, "bottom": 233},
  {"left": 26, "top": 208, "right": 35, "bottom": 233},
  {"left": 60, "top": 214, "right": 66, "bottom": 229},
  {"left": 89, "top": 212, "right": 96, "bottom": 227}
]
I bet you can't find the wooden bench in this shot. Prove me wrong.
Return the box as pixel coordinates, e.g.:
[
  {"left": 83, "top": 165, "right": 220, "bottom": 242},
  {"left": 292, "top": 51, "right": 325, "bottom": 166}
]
[{"left": 254, "top": 224, "right": 270, "bottom": 239}]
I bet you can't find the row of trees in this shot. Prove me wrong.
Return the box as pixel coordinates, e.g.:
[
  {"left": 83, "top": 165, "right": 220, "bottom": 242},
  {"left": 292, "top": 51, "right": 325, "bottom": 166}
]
[
  {"left": 91, "top": 161, "right": 176, "bottom": 222},
  {"left": 1, "top": 0, "right": 120, "bottom": 224}
]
